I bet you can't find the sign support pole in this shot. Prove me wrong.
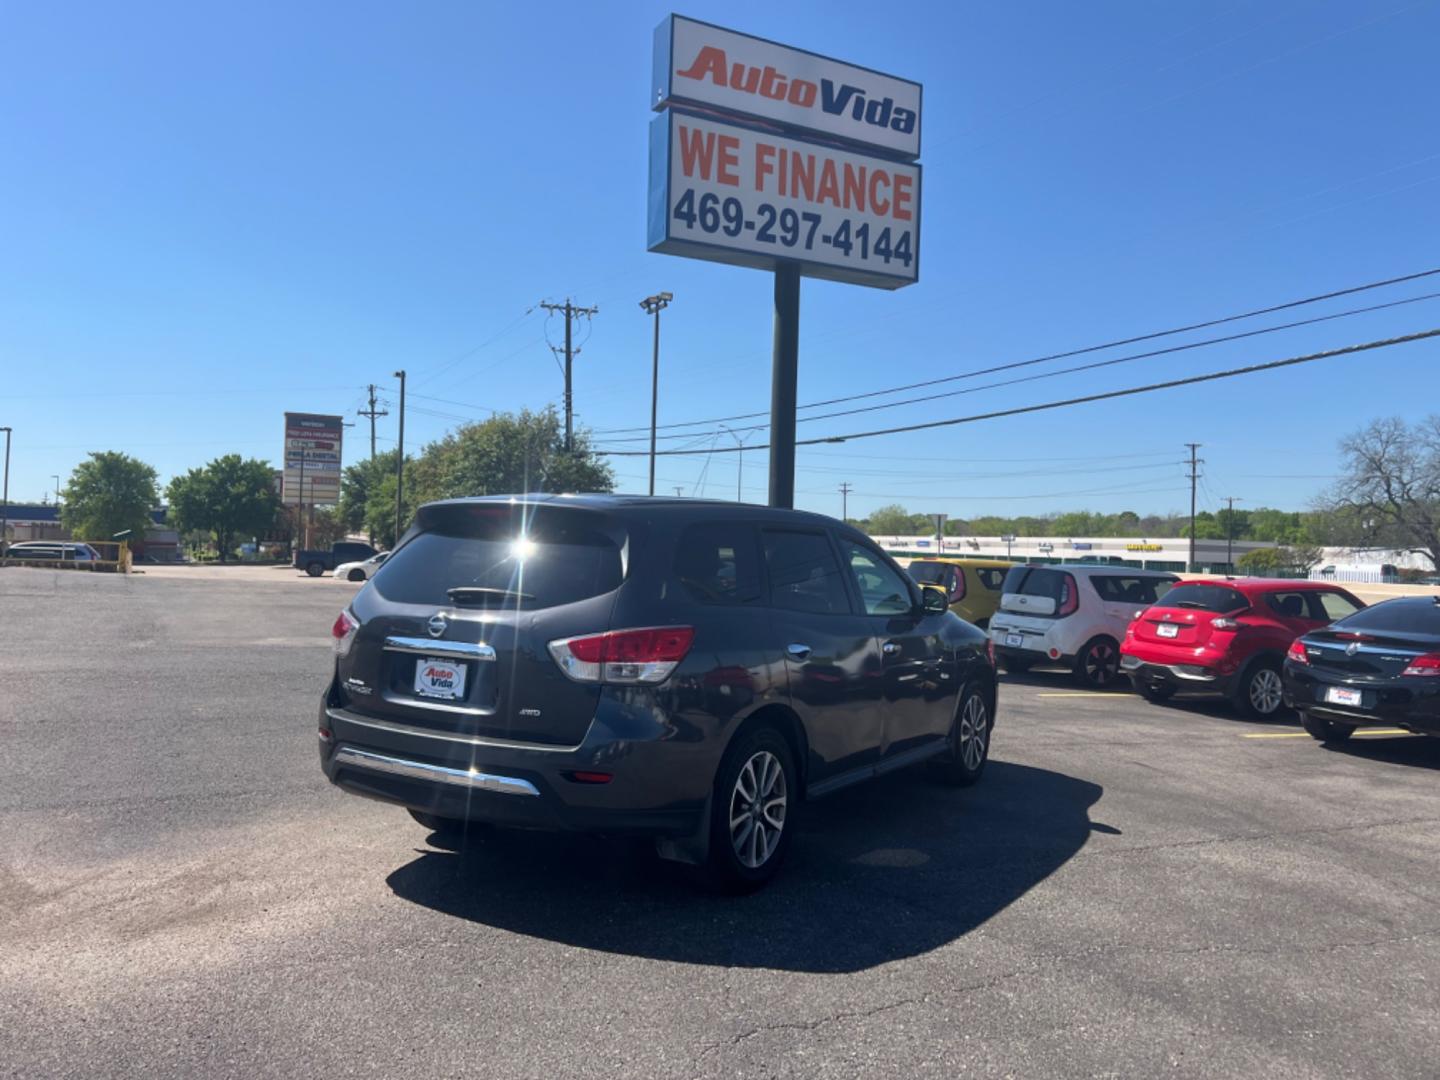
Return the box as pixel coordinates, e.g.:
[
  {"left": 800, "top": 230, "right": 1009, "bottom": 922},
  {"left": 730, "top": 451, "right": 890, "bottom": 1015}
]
[{"left": 768, "top": 263, "right": 800, "bottom": 509}]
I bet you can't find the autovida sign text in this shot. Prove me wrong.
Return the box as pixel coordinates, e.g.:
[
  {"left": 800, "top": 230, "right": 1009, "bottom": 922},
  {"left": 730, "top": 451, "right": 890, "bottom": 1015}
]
[
  {"left": 648, "top": 110, "right": 919, "bottom": 289},
  {"left": 653, "top": 15, "right": 921, "bottom": 160},
  {"left": 648, "top": 15, "right": 922, "bottom": 290}
]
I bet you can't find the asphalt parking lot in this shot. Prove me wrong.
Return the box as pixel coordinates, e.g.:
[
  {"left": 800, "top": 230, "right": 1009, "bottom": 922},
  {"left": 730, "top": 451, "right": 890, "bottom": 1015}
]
[{"left": 3, "top": 567, "right": 1438, "bottom": 1079}]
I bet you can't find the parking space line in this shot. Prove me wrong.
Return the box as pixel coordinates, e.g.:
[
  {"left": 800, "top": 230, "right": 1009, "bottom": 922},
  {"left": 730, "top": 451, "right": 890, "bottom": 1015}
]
[
  {"left": 1242, "top": 732, "right": 1312, "bottom": 739},
  {"left": 1242, "top": 728, "right": 1414, "bottom": 739},
  {"left": 1034, "top": 692, "right": 1121, "bottom": 698}
]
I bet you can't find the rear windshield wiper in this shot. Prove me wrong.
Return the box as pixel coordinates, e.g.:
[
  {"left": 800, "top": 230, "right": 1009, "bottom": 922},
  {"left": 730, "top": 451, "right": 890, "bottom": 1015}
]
[
  {"left": 446, "top": 586, "right": 535, "bottom": 605},
  {"left": 1171, "top": 601, "right": 1208, "bottom": 609}
]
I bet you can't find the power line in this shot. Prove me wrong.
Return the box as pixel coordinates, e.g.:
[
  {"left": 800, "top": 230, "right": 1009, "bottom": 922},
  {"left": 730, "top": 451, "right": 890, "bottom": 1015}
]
[
  {"left": 590, "top": 267, "right": 1440, "bottom": 437},
  {"left": 595, "top": 288, "right": 1440, "bottom": 447},
  {"left": 598, "top": 329, "right": 1440, "bottom": 457}
]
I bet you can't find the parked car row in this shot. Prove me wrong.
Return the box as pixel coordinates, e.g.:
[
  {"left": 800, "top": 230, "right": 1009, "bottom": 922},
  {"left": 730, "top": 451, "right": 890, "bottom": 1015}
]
[{"left": 903, "top": 556, "right": 1440, "bottom": 741}]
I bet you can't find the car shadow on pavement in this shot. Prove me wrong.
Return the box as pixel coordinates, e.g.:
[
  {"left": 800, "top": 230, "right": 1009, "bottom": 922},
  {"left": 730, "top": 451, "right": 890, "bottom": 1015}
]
[
  {"left": 385, "top": 760, "right": 1102, "bottom": 973},
  {"left": 1321, "top": 734, "right": 1440, "bottom": 770}
]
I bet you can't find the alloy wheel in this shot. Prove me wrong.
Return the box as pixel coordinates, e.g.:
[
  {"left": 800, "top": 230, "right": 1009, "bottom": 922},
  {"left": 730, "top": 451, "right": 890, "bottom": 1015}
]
[
  {"left": 959, "top": 694, "right": 989, "bottom": 771},
  {"left": 1084, "top": 641, "right": 1119, "bottom": 685},
  {"left": 728, "top": 750, "right": 787, "bottom": 870},
  {"left": 1249, "top": 668, "right": 1284, "bottom": 714}
]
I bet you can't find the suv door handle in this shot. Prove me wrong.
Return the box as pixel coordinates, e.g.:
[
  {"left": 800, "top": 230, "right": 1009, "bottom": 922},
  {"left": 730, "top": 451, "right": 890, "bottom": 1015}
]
[
  {"left": 786, "top": 643, "right": 812, "bottom": 661},
  {"left": 882, "top": 641, "right": 901, "bottom": 655}
]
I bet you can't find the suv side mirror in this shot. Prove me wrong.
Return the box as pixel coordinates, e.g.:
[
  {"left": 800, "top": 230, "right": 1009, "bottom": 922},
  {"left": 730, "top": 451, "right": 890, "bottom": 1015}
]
[{"left": 920, "top": 585, "right": 949, "bottom": 614}]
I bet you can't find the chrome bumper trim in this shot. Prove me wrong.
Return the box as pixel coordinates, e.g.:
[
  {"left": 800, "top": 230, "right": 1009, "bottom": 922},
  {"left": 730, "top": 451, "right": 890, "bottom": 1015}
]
[
  {"left": 384, "top": 636, "right": 496, "bottom": 661},
  {"left": 326, "top": 707, "right": 581, "bottom": 752},
  {"left": 333, "top": 746, "right": 540, "bottom": 796}
]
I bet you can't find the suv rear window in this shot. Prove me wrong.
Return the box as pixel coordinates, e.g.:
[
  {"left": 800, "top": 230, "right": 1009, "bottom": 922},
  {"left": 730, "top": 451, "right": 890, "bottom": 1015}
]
[
  {"left": 373, "top": 509, "right": 624, "bottom": 610},
  {"left": 1156, "top": 584, "right": 1248, "bottom": 613},
  {"left": 1002, "top": 566, "right": 1069, "bottom": 603}
]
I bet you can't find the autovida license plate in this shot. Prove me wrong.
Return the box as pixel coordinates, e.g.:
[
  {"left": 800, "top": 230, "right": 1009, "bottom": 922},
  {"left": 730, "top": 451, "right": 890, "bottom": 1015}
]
[
  {"left": 1326, "top": 686, "right": 1363, "bottom": 707},
  {"left": 1157, "top": 623, "right": 1179, "bottom": 638},
  {"left": 1005, "top": 633, "right": 1023, "bottom": 648},
  {"left": 415, "top": 658, "right": 467, "bottom": 700}
]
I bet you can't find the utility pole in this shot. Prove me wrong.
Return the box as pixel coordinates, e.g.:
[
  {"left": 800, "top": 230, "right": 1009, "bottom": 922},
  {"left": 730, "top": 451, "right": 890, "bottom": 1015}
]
[
  {"left": 1224, "top": 496, "right": 1243, "bottom": 574},
  {"left": 540, "top": 299, "right": 599, "bottom": 452},
  {"left": 639, "top": 292, "right": 673, "bottom": 496},
  {"left": 51, "top": 474, "right": 60, "bottom": 507},
  {"left": 1, "top": 427, "right": 11, "bottom": 556},
  {"left": 296, "top": 448, "right": 307, "bottom": 551},
  {"left": 673, "top": 486, "right": 684, "bottom": 498},
  {"left": 393, "top": 370, "right": 406, "bottom": 546},
  {"left": 718, "top": 424, "right": 749, "bottom": 502},
  {"left": 358, "top": 384, "right": 389, "bottom": 461},
  {"left": 839, "top": 482, "right": 853, "bottom": 522},
  {"left": 1185, "top": 443, "right": 1203, "bottom": 573}
]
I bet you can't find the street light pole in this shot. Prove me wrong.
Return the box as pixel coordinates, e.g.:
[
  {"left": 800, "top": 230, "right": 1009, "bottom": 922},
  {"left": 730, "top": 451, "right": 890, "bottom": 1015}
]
[
  {"left": 1, "top": 427, "right": 11, "bottom": 556},
  {"left": 718, "top": 424, "right": 750, "bottom": 502},
  {"left": 639, "top": 292, "right": 673, "bottom": 497},
  {"left": 393, "top": 370, "right": 406, "bottom": 546}
]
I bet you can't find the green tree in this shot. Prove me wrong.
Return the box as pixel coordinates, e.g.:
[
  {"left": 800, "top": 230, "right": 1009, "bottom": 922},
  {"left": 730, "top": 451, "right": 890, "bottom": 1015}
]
[
  {"left": 60, "top": 451, "right": 159, "bottom": 542},
  {"left": 339, "top": 449, "right": 404, "bottom": 539},
  {"left": 167, "top": 455, "right": 280, "bottom": 561},
  {"left": 420, "top": 408, "right": 613, "bottom": 500},
  {"left": 1238, "top": 544, "right": 1322, "bottom": 577},
  {"left": 864, "top": 504, "right": 918, "bottom": 535}
]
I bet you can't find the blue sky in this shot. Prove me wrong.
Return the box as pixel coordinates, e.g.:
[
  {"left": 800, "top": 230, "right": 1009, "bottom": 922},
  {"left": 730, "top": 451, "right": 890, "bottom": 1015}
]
[{"left": 2, "top": 0, "right": 1437, "bottom": 523}]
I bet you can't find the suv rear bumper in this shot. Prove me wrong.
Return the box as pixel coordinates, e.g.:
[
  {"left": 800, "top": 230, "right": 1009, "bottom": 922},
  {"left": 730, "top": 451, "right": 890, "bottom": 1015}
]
[{"left": 319, "top": 695, "right": 708, "bottom": 836}]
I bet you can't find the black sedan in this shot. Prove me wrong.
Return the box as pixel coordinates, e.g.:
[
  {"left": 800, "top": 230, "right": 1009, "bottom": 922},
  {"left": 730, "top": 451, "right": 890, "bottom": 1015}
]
[{"left": 1283, "top": 596, "right": 1440, "bottom": 742}]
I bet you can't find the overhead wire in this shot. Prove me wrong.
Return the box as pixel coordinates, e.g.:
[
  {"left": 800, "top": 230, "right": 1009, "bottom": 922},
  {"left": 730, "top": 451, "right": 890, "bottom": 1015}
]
[
  {"left": 589, "top": 267, "right": 1440, "bottom": 438},
  {"left": 597, "top": 329, "right": 1440, "bottom": 457}
]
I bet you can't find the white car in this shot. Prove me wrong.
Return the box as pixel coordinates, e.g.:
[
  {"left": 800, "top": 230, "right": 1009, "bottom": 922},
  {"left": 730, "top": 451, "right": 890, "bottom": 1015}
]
[
  {"left": 988, "top": 564, "right": 1177, "bottom": 687},
  {"left": 333, "top": 551, "right": 389, "bottom": 582}
]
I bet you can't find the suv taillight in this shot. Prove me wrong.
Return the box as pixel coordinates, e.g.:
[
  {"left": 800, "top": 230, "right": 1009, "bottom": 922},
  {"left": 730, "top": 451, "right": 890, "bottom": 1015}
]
[
  {"left": 548, "top": 626, "right": 695, "bottom": 685},
  {"left": 1402, "top": 652, "right": 1440, "bottom": 677},
  {"left": 332, "top": 609, "right": 359, "bottom": 657},
  {"left": 1286, "top": 638, "right": 1309, "bottom": 666},
  {"left": 1057, "top": 573, "right": 1079, "bottom": 617}
]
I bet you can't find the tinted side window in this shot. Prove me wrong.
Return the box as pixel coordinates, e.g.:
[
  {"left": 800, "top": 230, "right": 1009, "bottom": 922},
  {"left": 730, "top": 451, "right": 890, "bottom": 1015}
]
[
  {"left": 839, "top": 540, "right": 915, "bottom": 616},
  {"left": 762, "top": 530, "right": 851, "bottom": 615},
  {"left": 1313, "top": 590, "right": 1364, "bottom": 621},
  {"left": 1091, "top": 575, "right": 1173, "bottom": 605},
  {"left": 977, "top": 567, "right": 1006, "bottom": 591},
  {"left": 673, "top": 522, "right": 762, "bottom": 605},
  {"left": 1264, "top": 591, "right": 1311, "bottom": 620},
  {"left": 906, "top": 561, "right": 947, "bottom": 586}
]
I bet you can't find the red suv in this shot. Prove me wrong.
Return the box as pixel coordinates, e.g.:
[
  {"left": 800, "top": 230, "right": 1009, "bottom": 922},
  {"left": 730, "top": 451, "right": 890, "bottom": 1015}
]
[{"left": 1120, "top": 579, "right": 1365, "bottom": 717}]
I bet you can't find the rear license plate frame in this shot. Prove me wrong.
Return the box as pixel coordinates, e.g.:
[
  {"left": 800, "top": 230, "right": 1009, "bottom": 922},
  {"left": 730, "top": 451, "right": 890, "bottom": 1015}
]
[
  {"left": 1324, "top": 686, "right": 1363, "bottom": 708},
  {"left": 413, "top": 657, "right": 469, "bottom": 701}
]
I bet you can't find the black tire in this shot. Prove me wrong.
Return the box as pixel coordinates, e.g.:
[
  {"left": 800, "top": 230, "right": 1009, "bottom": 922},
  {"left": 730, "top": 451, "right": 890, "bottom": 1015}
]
[
  {"left": 1234, "top": 658, "right": 1286, "bottom": 718},
  {"left": 932, "top": 687, "right": 991, "bottom": 786},
  {"left": 1301, "top": 712, "right": 1355, "bottom": 743},
  {"left": 1074, "top": 636, "right": 1122, "bottom": 688},
  {"left": 305, "top": 561, "right": 324, "bottom": 577},
  {"left": 1001, "top": 656, "right": 1033, "bottom": 674},
  {"left": 1135, "top": 679, "right": 1176, "bottom": 703},
  {"left": 347, "top": 569, "right": 365, "bottom": 582},
  {"left": 703, "top": 724, "right": 796, "bottom": 892}
]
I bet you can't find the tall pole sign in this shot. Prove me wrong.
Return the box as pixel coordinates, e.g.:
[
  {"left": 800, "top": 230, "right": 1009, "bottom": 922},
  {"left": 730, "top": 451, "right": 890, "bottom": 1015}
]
[{"left": 648, "top": 14, "right": 922, "bottom": 508}]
